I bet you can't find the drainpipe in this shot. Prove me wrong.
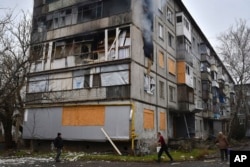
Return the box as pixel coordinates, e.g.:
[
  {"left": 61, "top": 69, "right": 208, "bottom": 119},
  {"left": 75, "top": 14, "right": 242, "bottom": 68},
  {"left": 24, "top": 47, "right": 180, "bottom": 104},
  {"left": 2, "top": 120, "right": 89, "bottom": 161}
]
[{"left": 130, "top": 103, "right": 137, "bottom": 152}]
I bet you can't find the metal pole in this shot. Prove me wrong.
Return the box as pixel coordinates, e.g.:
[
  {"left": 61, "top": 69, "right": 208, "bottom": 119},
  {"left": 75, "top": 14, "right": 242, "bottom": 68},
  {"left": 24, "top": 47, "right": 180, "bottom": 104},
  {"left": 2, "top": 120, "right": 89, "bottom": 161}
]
[{"left": 101, "top": 128, "right": 122, "bottom": 155}]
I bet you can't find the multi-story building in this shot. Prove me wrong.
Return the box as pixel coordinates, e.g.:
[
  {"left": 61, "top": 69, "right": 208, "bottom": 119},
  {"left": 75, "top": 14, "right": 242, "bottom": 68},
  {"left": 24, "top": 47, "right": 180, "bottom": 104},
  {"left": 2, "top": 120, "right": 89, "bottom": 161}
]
[{"left": 23, "top": 0, "right": 235, "bottom": 152}]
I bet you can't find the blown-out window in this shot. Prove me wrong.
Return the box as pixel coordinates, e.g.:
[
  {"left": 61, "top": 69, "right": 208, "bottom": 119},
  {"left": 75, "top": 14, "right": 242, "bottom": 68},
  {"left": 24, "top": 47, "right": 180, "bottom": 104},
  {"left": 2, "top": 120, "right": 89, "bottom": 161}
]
[{"left": 144, "top": 74, "right": 155, "bottom": 95}]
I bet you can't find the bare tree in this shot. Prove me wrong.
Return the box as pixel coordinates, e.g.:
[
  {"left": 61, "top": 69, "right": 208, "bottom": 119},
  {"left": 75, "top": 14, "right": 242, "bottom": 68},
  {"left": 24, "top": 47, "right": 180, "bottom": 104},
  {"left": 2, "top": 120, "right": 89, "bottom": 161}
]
[
  {"left": 217, "top": 19, "right": 250, "bottom": 139},
  {"left": 0, "top": 10, "right": 32, "bottom": 149}
]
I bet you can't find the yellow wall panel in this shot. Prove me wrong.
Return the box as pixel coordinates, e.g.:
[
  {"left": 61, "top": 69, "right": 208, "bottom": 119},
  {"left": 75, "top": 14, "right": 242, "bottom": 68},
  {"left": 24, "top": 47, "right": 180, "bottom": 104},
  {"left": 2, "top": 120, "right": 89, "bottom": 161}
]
[
  {"left": 143, "top": 109, "right": 154, "bottom": 130},
  {"left": 159, "top": 111, "right": 166, "bottom": 130},
  {"left": 62, "top": 106, "right": 105, "bottom": 126}
]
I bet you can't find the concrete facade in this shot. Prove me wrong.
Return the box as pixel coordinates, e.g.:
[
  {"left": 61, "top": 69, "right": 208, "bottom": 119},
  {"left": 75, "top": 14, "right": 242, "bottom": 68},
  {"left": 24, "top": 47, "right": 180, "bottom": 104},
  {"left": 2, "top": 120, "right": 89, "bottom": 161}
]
[{"left": 23, "top": 0, "right": 235, "bottom": 152}]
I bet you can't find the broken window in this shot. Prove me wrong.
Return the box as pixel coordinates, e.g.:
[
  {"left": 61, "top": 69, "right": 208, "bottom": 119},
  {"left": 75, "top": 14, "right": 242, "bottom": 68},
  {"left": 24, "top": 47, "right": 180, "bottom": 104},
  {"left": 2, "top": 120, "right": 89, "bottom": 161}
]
[
  {"left": 84, "top": 75, "right": 90, "bottom": 88},
  {"left": 77, "top": 2, "right": 103, "bottom": 23},
  {"left": 144, "top": 74, "right": 155, "bottom": 94},
  {"left": 45, "top": 0, "right": 59, "bottom": 4},
  {"left": 28, "top": 75, "right": 49, "bottom": 93},
  {"left": 30, "top": 45, "right": 43, "bottom": 61},
  {"left": 93, "top": 74, "right": 101, "bottom": 87},
  {"left": 54, "top": 41, "right": 66, "bottom": 59},
  {"left": 73, "top": 76, "right": 84, "bottom": 89}
]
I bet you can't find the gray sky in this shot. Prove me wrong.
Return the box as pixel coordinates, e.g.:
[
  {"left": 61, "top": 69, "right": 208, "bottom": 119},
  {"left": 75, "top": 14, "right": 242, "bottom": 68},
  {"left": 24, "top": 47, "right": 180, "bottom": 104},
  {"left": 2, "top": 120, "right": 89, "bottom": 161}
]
[
  {"left": 0, "top": 0, "right": 33, "bottom": 13},
  {"left": 1, "top": 0, "right": 250, "bottom": 48},
  {"left": 182, "top": 0, "right": 250, "bottom": 48}
]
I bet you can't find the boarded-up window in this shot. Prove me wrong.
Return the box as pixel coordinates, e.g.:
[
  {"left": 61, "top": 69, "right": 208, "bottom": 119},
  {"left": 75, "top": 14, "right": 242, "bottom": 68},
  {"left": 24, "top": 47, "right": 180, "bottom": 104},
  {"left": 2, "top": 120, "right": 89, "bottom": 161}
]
[
  {"left": 168, "top": 57, "right": 176, "bottom": 75},
  {"left": 143, "top": 109, "right": 154, "bottom": 130},
  {"left": 158, "top": 51, "right": 164, "bottom": 68},
  {"left": 62, "top": 106, "right": 105, "bottom": 126},
  {"left": 159, "top": 111, "right": 166, "bottom": 130}
]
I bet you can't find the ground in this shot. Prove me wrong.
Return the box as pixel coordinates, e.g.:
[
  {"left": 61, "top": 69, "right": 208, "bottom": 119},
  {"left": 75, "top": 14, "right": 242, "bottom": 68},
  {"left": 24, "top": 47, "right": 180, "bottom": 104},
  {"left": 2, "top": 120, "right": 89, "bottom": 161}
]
[{"left": 0, "top": 139, "right": 249, "bottom": 167}]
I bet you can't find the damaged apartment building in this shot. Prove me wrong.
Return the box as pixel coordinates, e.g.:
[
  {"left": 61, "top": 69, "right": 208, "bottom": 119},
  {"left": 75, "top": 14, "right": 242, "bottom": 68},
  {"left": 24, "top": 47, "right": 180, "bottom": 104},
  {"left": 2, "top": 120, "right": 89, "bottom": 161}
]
[{"left": 23, "top": 0, "right": 235, "bottom": 152}]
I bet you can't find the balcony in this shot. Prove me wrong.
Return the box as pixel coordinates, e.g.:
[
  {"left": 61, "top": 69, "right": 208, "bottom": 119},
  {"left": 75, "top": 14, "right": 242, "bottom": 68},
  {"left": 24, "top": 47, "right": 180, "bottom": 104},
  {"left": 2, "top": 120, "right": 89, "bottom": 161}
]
[
  {"left": 202, "top": 91, "right": 212, "bottom": 101},
  {"left": 210, "top": 64, "right": 218, "bottom": 72},
  {"left": 176, "top": 50, "right": 193, "bottom": 67},
  {"left": 199, "top": 43, "right": 210, "bottom": 56},
  {"left": 201, "top": 54, "right": 211, "bottom": 64},
  {"left": 212, "top": 80, "right": 219, "bottom": 88},
  {"left": 25, "top": 85, "right": 131, "bottom": 104},
  {"left": 202, "top": 111, "right": 214, "bottom": 118},
  {"left": 201, "top": 73, "right": 212, "bottom": 81},
  {"left": 176, "top": 12, "right": 191, "bottom": 42}
]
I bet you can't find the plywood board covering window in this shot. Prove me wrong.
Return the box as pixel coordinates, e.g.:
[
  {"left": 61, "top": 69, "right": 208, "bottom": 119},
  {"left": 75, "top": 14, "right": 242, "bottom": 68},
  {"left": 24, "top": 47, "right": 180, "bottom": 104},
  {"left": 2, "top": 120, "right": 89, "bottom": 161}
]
[
  {"left": 158, "top": 51, "right": 164, "bottom": 68},
  {"left": 177, "top": 62, "right": 186, "bottom": 83},
  {"left": 62, "top": 106, "right": 105, "bottom": 126},
  {"left": 143, "top": 109, "right": 154, "bottom": 130},
  {"left": 168, "top": 57, "right": 176, "bottom": 75},
  {"left": 159, "top": 111, "right": 166, "bottom": 130}
]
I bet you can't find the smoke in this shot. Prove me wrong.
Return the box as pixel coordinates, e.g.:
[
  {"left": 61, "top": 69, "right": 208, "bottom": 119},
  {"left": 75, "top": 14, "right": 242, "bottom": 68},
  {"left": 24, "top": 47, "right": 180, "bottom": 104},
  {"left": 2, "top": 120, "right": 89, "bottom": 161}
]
[{"left": 140, "top": 0, "right": 168, "bottom": 60}]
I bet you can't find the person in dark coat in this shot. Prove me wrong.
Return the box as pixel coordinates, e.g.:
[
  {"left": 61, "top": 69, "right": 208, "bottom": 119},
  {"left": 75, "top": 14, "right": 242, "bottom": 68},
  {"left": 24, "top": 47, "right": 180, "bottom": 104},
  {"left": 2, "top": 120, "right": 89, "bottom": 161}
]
[
  {"left": 215, "top": 131, "right": 229, "bottom": 162},
  {"left": 54, "top": 132, "right": 64, "bottom": 162},
  {"left": 156, "top": 132, "right": 173, "bottom": 163}
]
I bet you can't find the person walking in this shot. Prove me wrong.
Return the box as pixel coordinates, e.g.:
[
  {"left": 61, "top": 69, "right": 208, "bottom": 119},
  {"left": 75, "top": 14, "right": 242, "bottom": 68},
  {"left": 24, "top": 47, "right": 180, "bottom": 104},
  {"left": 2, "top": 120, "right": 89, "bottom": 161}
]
[
  {"left": 215, "top": 131, "right": 229, "bottom": 162},
  {"left": 156, "top": 132, "right": 174, "bottom": 163},
  {"left": 54, "top": 132, "right": 64, "bottom": 162}
]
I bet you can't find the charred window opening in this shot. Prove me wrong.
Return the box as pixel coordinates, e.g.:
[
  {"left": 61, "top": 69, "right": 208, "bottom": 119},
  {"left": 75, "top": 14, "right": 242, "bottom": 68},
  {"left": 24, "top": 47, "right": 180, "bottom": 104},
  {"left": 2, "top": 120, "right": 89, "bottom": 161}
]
[
  {"left": 142, "top": 0, "right": 154, "bottom": 61},
  {"left": 77, "top": 1, "right": 103, "bottom": 23},
  {"left": 33, "top": 16, "right": 46, "bottom": 32},
  {"left": 84, "top": 75, "right": 90, "bottom": 88},
  {"left": 45, "top": 0, "right": 59, "bottom": 4},
  {"left": 49, "top": 27, "right": 130, "bottom": 62},
  {"left": 46, "top": 8, "right": 73, "bottom": 30},
  {"left": 30, "top": 45, "right": 43, "bottom": 61},
  {"left": 93, "top": 74, "right": 101, "bottom": 87},
  {"left": 35, "top": 0, "right": 130, "bottom": 32}
]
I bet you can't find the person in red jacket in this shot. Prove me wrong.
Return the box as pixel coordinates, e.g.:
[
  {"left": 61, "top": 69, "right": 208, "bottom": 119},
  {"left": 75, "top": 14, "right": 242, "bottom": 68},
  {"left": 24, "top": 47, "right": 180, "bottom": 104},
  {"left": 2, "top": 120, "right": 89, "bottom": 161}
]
[{"left": 156, "top": 132, "right": 173, "bottom": 163}]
